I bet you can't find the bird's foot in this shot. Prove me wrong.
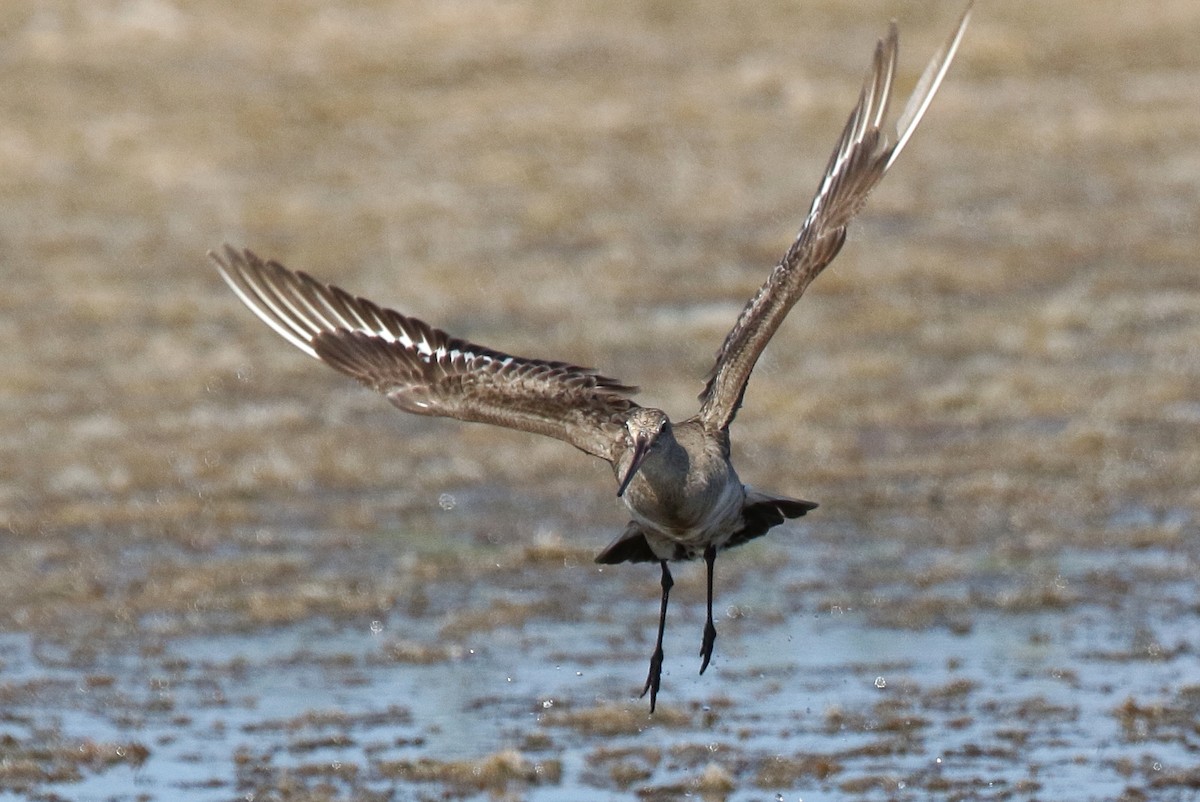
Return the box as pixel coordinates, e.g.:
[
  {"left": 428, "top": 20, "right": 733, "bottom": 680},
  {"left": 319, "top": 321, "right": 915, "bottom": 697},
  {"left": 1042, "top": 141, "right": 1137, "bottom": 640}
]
[
  {"left": 699, "top": 619, "right": 717, "bottom": 675},
  {"left": 640, "top": 645, "right": 665, "bottom": 712}
]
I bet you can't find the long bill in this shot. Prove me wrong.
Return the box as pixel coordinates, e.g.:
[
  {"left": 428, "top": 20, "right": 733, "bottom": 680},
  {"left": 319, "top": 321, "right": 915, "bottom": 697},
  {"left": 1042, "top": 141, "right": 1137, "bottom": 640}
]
[{"left": 616, "top": 435, "right": 653, "bottom": 497}]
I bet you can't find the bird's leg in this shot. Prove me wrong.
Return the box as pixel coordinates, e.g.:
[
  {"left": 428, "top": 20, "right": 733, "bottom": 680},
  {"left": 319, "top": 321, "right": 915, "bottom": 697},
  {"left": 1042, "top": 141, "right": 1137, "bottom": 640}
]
[
  {"left": 699, "top": 545, "right": 717, "bottom": 674},
  {"left": 641, "top": 560, "right": 673, "bottom": 712}
]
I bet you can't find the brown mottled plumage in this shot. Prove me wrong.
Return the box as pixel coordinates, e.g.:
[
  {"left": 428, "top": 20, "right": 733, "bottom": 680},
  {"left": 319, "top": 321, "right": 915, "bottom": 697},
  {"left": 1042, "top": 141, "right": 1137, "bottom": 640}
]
[{"left": 213, "top": 6, "right": 971, "bottom": 712}]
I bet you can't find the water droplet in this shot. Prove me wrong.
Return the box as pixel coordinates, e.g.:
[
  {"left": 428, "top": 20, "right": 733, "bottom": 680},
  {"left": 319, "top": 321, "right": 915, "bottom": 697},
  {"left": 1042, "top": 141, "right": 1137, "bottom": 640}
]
[
  {"left": 437, "top": 493, "right": 456, "bottom": 511},
  {"left": 874, "top": 676, "right": 887, "bottom": 689},
  {"left": 115, "top": 746, "right": 126, "bottom": 757},
  {"left": 775, "top": 795, "right": 784, "bottom": 802},
  {"left": 897, "top": 781, "right": 906, "bottom": 789},
  {"left": 1152, "top": 762, "right": 1162, "bottom": 771},
  {"left": 331, "top": 760, "right": 341, "bottom": 770},
  {"left": 542, "top": 699, "right": 554, "bottom": 709},
  {"left": 369, "top": 620, "right": 383, "bottom": 634}
]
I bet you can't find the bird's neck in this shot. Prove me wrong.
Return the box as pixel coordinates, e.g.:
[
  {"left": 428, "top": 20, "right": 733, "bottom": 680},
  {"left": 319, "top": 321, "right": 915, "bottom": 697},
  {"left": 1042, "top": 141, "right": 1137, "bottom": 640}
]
[{"left": 639, "top": 431, "right": 689, "bottom": 483}]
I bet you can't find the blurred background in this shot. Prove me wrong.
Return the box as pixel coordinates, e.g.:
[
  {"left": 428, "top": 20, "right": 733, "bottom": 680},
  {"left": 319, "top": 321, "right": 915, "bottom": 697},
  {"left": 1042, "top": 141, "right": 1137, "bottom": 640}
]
[{"left": 1, "top": 1, "right": 1197, "bottom": 800}]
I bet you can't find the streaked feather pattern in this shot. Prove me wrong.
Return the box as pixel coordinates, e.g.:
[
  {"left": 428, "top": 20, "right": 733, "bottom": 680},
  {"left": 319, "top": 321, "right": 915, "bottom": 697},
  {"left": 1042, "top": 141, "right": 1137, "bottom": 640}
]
[
  {"left": 697, "top": 6, "right": 971, "bottom": 431},
  {"left": 211, "top": 246, "right": 638, "bottom": 462},
  {"left": 212, "top": 6, "right": 971, "bottom": 713}
]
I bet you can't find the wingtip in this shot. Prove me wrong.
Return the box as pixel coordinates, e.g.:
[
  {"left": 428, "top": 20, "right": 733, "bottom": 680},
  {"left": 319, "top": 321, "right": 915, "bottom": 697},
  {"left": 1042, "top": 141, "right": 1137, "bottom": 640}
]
[
  {"left": 209, "top": 243, "right": 250, "bottom": 272},
  {"left": 210, "top": 243, "right": 324, "bottom": 360},
  {"left": 885, "top": 1, "right": 972, "bottom": 170},
  {"left": 207, "top": 244, "right": 230, "bottom": 268},
  {"left": 959, "top": 0, "right": 975, "bottom": 27}
]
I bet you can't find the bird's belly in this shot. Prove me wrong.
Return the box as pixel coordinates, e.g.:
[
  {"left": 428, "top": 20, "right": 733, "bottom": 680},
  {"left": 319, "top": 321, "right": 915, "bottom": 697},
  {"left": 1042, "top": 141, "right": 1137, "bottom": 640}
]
[{"left": 625, "top": 477, "right": 745, "bottom": 559}]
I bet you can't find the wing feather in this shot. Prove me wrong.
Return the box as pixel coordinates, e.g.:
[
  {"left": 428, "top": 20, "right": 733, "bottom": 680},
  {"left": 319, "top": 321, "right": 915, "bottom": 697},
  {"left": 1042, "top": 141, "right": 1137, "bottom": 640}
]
[
  {"left": 697, "top": 5, "right": 971, "bottom": 431},
  {"left": 212, "top": 246, "right": 638, "bottom": 462}
]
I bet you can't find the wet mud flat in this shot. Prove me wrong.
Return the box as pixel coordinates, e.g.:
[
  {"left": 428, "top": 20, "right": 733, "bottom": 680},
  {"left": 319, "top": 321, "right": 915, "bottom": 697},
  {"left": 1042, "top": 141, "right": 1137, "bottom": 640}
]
[
  {"left": 1, "top": 533, "right": 1198, "bottom": 801},
  {"left": 2, "top": 0, "right": 1199, "bottom": 800}
]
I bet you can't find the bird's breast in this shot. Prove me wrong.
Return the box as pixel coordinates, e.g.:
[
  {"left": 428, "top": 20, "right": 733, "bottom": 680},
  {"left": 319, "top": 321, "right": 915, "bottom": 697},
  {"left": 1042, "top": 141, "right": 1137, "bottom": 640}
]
[{"left": 622, "top": 462, "right": 745, "bottom": 553}]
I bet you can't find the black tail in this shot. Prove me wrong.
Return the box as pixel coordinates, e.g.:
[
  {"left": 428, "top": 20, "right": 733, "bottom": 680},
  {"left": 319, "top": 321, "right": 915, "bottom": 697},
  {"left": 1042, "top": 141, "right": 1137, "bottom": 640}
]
[
  {"left": 595, "top": 521, "right": 660, "bottom": 564},
  {"left": 723, "top": 490, "right": 817, "bottom": 551},
  {"left": 594, "top": 491, "right": 816, "bottom": 565}
]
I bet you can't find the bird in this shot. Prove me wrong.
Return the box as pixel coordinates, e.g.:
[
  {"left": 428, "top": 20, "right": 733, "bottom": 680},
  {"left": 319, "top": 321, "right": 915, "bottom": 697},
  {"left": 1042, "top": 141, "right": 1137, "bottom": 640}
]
[{"left": 212, "top": 6, "right": 970, "bottom": 712}]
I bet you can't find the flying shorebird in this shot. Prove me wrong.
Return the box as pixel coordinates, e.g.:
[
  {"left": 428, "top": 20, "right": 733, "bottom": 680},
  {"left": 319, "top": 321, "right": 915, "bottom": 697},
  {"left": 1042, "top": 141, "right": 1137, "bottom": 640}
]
[{"left": 213, "top": 7, "right": 970, "bottom": 711}]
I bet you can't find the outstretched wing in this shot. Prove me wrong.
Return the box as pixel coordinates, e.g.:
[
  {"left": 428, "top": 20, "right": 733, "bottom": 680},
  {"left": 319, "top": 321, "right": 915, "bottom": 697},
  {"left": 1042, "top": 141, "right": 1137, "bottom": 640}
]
[
  {"left": 212, "top": 246, "right": 639, "bottom": 462},
  {"left": 696, "top": 6, "right": 971, "bottom": 431}
]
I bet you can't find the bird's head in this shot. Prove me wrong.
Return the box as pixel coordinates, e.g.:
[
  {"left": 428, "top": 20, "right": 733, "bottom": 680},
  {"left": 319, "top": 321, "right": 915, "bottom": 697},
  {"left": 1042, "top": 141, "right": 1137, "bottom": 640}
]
[{"left": 617, "top": 408, "right": 671, "bottom": 497}]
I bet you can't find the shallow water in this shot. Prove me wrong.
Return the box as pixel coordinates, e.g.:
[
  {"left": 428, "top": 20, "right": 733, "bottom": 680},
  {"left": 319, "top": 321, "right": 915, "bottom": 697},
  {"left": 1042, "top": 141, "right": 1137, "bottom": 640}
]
[
  {"left": 3, "top": 0, "right": 1199, "bottom": 800},
  {"left": 2, "top": 538, "right": 1197, "bottom": 800}
]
